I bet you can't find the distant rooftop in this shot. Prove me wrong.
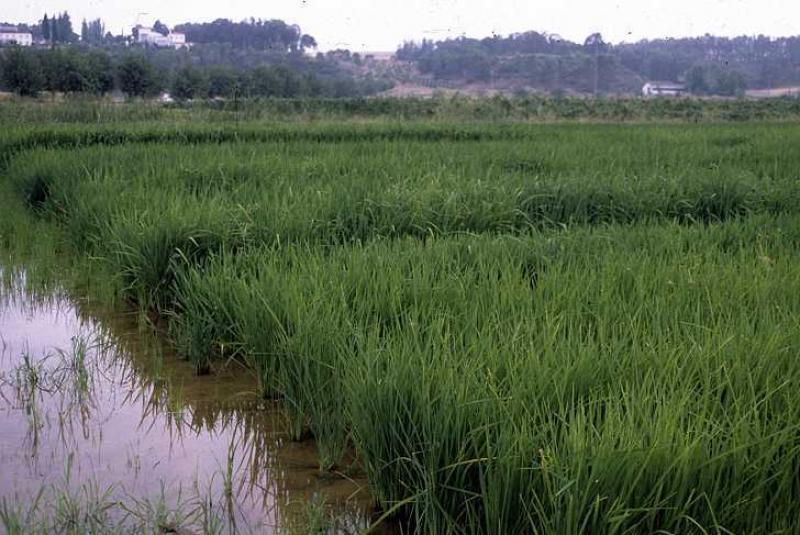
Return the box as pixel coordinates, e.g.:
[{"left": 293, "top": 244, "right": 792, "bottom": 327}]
[
  {"left": 0, "top": 26, "right": 20, "bottom": 33},
  {"left": 361, "top": 51, "right": 395, "bottom": 60},
  {"left": 646, "top": 81, "right": 686, "bottom": 88}
]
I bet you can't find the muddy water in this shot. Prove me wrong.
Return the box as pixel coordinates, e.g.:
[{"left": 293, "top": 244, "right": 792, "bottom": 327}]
[{"left": 0, "top": 271, "right": 374, "bottom": 533}]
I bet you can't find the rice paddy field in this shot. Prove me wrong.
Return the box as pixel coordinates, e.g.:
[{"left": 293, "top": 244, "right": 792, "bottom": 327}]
[{"left": 1, "top": 100, "right": 800, "bottom": 533}]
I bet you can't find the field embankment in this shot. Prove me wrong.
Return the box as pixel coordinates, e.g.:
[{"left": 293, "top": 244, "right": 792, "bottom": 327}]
[{"left": 2, "top": 94, "right": 800, "bottom": 126}]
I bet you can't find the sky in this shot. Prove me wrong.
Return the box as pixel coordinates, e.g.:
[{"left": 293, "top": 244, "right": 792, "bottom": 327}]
[{"left": 5, "top": 0, "right": 800, "bottom": 52}]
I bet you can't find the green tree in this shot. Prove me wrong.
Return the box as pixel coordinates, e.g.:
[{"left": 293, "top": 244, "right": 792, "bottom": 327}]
[
  {"left": 583, "top": 33, "right": 608, "bottom": 95},
  {"left": 41, "top": 14, "right": 51, "bottom": 43},
  {"left": 117, "top": 54, "right": 159, "bottom": 97},
  {"left": 153, "top": 20, "right": 170, "bottom": 36},
  {"left": 50, "top": 15, "right": 59, "bottom": 44},
  {"left": 0, "top": 47, "right": 44, "bottom": 96},
  {"left": 171, "top": 65, "right": 207, "bottom": 100},
  {"left": 40, "top": 49, "right": 92, "bottom": 93},
  {"left": 84, "top": 50, "right": 114, "bottom": 93},
  {"left": 81, "top": 19, "right": 104, "bottom": 45},
  {"left": 583, "top": 33, "right": 608, "bottom": 54},
  {"left": 685, "top": 64, "right": 746, "bottom": 96},
  {"left": 686, "top": 65, "right": 709, "bottom": 94},
  {"left": 714, "top": 68, "right": 746, "bottom": 96},
  {"left": 56, "top": 12, "right": 76, "bottom": 43},
  {"left": 300, "top": 34, "right": 317, "bottom": 51},
  {"left": 645, "top": 51, "right": 682, "bottom": 81},
  {"left": 248, "top": 65, "right": 281, "bottom": 96},
  {"left": 206, "top": 66, "right": 238, "bottom": 97}
]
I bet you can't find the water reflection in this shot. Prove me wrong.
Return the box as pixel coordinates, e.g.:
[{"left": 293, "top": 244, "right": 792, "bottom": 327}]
[{"left": 0, "top": 269, "right": 374, "bottom": 533}]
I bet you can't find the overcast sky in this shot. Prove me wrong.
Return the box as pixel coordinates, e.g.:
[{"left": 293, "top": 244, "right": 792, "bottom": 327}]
[{"left": 5, "top": 0, "right": 800, "bottom": 51}]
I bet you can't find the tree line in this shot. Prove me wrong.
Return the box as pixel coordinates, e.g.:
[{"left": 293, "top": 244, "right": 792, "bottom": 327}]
[
  {"left": 0, "top": 46, "right": 391, "bottom": 98},
  {"left": 174, "top": 19, "right": 317, "bottom": 53},
  {"left": 0, "top": 13, "right": 392, "bottom": 99},
  {"left": 9, "top": 14, "right": 321, "bottom": 51},
  {"left": 9, "top": 11, "right": 796, "bottom": 97},
  {"left": 397, "top": 31, "right": 800, "bottom": 95},
  {"left": 40, "top": 12, "right": 78, "bottom": 44}
]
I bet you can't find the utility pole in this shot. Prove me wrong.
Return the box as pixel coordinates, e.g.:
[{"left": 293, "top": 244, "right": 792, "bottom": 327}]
[{"left": 594, "top": 47, "right": 599, "bottom": 96}]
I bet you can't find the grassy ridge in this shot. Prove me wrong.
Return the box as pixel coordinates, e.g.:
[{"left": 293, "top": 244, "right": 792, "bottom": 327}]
[
  {"left": 3, "top": 95, "right": 800, "bottom": 125},
  {"left": 2, "top": 118, "right": 800, "bottom": 532}
]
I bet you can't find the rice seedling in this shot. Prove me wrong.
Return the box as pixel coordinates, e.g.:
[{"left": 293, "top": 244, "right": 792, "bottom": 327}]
[
  {"left": 165, "top": 378, "right": 187, "bottom": 426},
  {"left": 12, "top": 351, "right": 46, "bottom": 440},
  {"left": 2, "top": 110, "right": 799, "bottom": 532},
  {"left": 0, "top": 459, "right": 256, "bottom": 534},
  {"left": 163, "top": 215, "right": 800, "bottom": 532},
  {"left": 53, "top": 336, "right": 91, "bottom": 401},
  {"left": 291, "top": 493, "right": 333, "bottom": 534}
]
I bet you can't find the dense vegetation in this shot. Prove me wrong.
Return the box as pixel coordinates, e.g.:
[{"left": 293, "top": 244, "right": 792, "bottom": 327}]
[
  {"left": 0, "top": 14, "right": 392, "bottom": 99},
  {"left": 174, "top": 19, "right": 317, "bottom": 52},
  {"left": 1, "top": 103, "right": 799, "bottom": 533},
  {"left": 398, "top": 32, "right": 800, "bottom": 94},
  {"left": 0, "top": 45, "right": 392, "bottom": 98},
  {"left": 2, "top": 95, "right": 800, "bottom": 126},
  {"left": 7, "top": 11, "right": 800, "bottom": 98}
]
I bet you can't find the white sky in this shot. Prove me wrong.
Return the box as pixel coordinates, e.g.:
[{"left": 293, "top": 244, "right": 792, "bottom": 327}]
[{"left": 5, "top": 0, "right": 800, "bottom": 52}]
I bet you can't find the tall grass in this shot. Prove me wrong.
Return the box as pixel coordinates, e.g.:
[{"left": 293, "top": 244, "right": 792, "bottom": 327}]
[{"left": 3, "top": 95, "right": 800, "bottom": 125}]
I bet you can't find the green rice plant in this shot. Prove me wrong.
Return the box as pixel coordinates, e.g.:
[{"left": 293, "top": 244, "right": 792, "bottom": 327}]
[
  {"left": 3, "top": 115, "right": 800, "bottom": 533},
  {"left": 289, "top": 494, "right": 333, "bottom": 534},
  {"left": 166, "top": 216, "right": 800, "bottom": 532},
  {"left": 4, "top": 97, "right": 800, "bottom": 127},
  {"left": 0, "top": 489, "right": 45, "bottom": 534},
  {"left": 13, "top": 351, "right": 46, "bottom": 436},
  {"left": 7, "top": 123, "right": 800, "bottom": 260},
  {"left": 55, "top": 336, "right": 91, "bottom": 400}
]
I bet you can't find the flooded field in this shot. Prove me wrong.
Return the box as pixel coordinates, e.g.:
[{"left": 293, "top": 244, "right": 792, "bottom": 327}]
[
  {"left": 2, "top": 118, "right": 799, "bottom": 532},
  {"left": 0, "top": 269, "right": 374, "bottom": 533}
]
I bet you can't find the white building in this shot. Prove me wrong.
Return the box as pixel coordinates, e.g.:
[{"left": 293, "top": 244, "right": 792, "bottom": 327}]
[
  {"left": 642, "top": 81, "right": 687, "bottom": 97},
  {"left": 136, "top": 27, "right": 164, "bottom": 45},
  {"left": 0, "top": 26, "right": 33, "bottom": 46},
  {"left": 169, "top": 32, "right": 187, "bottom": 48},
  {"left": 134, "top": 26, "right": 190, "bottom": 49}
]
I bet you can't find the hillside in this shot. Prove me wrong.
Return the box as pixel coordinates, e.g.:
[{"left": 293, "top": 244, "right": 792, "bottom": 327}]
[{"left": 390, "top": 32, "right": 800, "bottom": 96}]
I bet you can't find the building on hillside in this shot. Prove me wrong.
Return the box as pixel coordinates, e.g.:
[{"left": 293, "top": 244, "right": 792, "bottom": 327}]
[
  {"left": 135, "top": 26, "right": 164, "bottom": 46},
  {"left": 642, "top": 81, "right": 687, "bottom": 97},
  {"left": 0, "top": 26, "right": 33, "bottom": 46},
  {"left": 134, "top": 26, "right": 190, "bottom": 49},
  {"left": 168, "top": 32, "right": 187, "bottom": 48}
]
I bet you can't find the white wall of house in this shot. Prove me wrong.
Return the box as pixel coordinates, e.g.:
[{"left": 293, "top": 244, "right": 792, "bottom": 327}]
[
  {"left": 0, "top": 32, "right": 33, "bottom": 46},
  {"left": 137, "top": 28, "right": 167, "bottom": 46},
  {"left": 643, "top": 82, "right": 686, "bottom": 97},
  {"left": 135, "top": 27, "right": 189, "bottom": 49}
]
